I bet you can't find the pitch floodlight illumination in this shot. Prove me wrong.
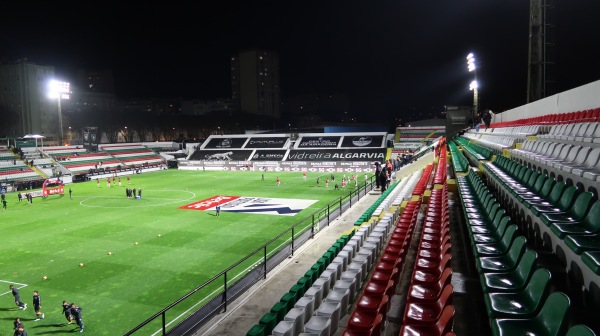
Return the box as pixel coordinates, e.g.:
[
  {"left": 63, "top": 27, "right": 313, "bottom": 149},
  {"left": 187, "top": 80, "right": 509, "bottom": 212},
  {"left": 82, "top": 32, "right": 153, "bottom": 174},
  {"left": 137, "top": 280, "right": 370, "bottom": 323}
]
[
  {"left": 466, "top": 53, "right": 474, "bottom": 60},
  {"left": 48, "top": 80, "right": 70, "bottom": 99},
  {"left": 470, "top": 80, "right": 478, "bottom": 90},
  {"left": 48, "top": 79, "right": 71, "bottom": 146}
]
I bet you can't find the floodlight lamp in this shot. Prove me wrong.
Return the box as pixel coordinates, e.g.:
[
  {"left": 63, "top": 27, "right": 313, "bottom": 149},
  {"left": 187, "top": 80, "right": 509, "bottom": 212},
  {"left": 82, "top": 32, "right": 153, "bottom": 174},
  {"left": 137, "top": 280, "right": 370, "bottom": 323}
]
[
  {"left": 469, "top": 80, "right": 478, "bottom": 90},
  {"left": 467, "top": 53, "right": 474, "bottom": 60},
  {"left": 468, "top": 64, "right": 476, "bottom": 72},
  {"left": 48, "top": 80, "right": 70, "bottom": 99}
]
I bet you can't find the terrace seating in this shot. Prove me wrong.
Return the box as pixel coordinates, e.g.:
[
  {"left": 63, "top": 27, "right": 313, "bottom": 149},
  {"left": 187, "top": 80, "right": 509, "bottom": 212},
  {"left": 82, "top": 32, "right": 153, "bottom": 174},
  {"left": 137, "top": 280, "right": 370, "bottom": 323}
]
[
  {"left": 483, "top": 268, "right": 552, "bottom": 319},
  {"left": 398, "top": 305, "right": 455, "bottom": 336},
  {"left": 490, "top": 291, "right": 571, "bottom": 336}
]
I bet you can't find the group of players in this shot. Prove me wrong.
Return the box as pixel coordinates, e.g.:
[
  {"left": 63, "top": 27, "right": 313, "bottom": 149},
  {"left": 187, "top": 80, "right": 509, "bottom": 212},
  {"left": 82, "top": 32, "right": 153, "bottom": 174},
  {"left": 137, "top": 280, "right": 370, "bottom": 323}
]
[{"left": 10, "top": 285, "right": 84, "bottom": 334}]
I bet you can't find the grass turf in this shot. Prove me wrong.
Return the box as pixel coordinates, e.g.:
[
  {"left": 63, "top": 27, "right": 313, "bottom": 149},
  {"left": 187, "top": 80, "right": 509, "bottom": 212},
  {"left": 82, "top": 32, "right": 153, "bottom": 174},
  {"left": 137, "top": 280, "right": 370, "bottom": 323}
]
[{"left": 0, "top": 169, "right": 368, "bottom": 335}]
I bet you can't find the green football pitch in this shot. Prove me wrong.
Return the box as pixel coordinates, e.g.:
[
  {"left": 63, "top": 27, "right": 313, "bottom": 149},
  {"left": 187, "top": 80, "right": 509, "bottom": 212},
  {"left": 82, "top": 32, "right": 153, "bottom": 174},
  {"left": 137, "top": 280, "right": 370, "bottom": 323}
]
[{"left": 0, "top": 169, "right": 369, "bottom": 335}]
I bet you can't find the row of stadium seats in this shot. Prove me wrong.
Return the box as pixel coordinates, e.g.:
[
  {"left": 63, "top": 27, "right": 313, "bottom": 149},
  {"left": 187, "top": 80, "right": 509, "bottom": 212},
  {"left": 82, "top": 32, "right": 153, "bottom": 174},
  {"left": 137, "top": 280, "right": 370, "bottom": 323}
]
[
  {"left": 246, "top": 170, "right": 423, "bottom": 336},
  {"left": 456, "top": 168, "right": 596, "bottom": 336},
  {"left": 539, "top": 122, "right": 600, "bottom": 144},
  {"left": 399, "top": 183, "right": 456, "bottom": 336},
  {"left": 454, "top": 137, "right": 493, "bottom": 161},
  {"left": 344, "top": 198, "right": 422, "bottom": 336},
  {"left": 490, "top": 108, "right": 600, "bottom": 129},
  {"left": 511, "top": 140, "right": 600, "bottom": 187},
  {"left": 448, "top": 141, "right": 469, "bottom": 173},
  {"left": 433, "top": 146, "right": 447, "bottom": 185},
  {"left": 483, "top": 155, "right": 600, "bottom": 296}
]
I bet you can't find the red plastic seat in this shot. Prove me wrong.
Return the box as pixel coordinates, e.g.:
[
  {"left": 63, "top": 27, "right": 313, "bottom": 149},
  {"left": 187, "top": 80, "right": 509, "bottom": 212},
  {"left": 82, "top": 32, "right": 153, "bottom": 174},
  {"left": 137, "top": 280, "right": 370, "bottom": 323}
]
[
  {"left": 399, "top": 305, "right": 455, "bottom": 336},
  {"left": 343, "top": 313, "right": 384, "bottom": 336},
  {"left": 355, "top": 294, "right": 389, "bottom": 314},
  {"left": 364, "top": 279, "right": 395, "bottom": 298},
  {"left": 412, "top": 261, "right": 452, "bottom": 285},
  {"left": 408, "top": 267, "right": 452, "bottom": 303},
  {"left": 403, "top": 284, "right": 454, "bottom": 325},
  {"left": 418, "top": 243, "right": 452, "bottom": 263},
  {"left": 370, "top": 268, "right": 399, "bottom": 284}
]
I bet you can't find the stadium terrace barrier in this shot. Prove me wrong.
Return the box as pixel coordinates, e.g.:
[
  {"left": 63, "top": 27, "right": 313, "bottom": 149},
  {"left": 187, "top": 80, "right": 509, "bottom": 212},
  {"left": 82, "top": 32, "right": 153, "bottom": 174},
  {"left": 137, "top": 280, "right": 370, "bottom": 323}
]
[{"left": 122, "top": 176, "right": 379, "bottom": 336}]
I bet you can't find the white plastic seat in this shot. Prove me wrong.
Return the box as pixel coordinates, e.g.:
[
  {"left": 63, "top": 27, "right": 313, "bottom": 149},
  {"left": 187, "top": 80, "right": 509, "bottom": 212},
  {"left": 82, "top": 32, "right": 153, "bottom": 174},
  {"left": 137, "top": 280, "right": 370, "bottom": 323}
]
[
  {"left": 312, "top": 278, "right": 330, "bottom": 298},
  {"left": 304, "top": 315, "right": 331, "bottom": 336},
  {"left": 294, "top": 295, "right": 316, "bottom": 324},
  {"left": 333, "top": 278, "right": 358, "bottom": 304},
  {"left": 305, "top": 284, "right": 324, "bottom": 308},
  {"left": 284, "top": 307, "right": 306, "bottom": 336},
  {"left": 323, "top": 287, "right": 350, "bottom": 319},
  {"left": 272, "top": 320, "right": 296, "bottom": 336},
  {"left": 314, "top": 301, "right": 341, "bottom": 332},
  {"left": 319, "top": 269, "right": 337, "bottom": 291}
]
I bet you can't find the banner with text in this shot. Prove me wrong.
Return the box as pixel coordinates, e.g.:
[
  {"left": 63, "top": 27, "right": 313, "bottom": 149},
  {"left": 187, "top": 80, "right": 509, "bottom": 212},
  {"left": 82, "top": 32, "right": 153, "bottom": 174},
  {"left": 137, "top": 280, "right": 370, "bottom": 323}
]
[
  {"left": 297, "top": 136, "right": 341, "bottom": 148},
  {"left": 244, "top": 137, "right": 288, "bottom": 148},
  {"left": 340, "top": 135, "right": 385, "bottom": 148},
  {"left": 203, "top": 137, "right": 248, "bottom": 149},
  {"left": 287, "top": 148, "right": 386, "bottom": 161}
]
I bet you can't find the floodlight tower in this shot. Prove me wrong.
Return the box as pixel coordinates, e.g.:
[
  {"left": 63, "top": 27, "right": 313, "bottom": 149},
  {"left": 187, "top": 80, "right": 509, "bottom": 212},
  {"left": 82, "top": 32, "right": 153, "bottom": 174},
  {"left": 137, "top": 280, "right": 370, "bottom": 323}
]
[
  {"left": 467, "top": 53, "right": 479, "bottom": 128},
  {"left": 48, "top": 80, "right": 71, "bottom": 146}
]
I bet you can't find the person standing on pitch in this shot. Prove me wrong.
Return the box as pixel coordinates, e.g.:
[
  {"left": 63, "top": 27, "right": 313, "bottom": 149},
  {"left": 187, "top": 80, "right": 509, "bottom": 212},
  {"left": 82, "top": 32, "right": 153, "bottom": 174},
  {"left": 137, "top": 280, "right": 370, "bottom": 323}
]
[
  {"left": 9, "top": 285, "right": 27, "bottom": 310},
  {"left": 33, "top": 290, "right": 44, "bottom": 320},
  {"left": 216, "top": 204, "right": 221, "bottom": 217},
  {"left": 69, "top": 188, "right": 72, "bottom": 199}
]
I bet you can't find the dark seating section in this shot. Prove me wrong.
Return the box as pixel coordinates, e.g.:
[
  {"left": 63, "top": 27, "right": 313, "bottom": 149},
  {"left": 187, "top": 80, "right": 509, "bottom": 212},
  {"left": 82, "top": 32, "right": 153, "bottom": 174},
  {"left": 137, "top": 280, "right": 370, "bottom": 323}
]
[
  {"left": 484, "top": 154, "right": 600, "bottom": 296},
  {"left": 456, "top": 168, "right": 595, "bottom": 335}
]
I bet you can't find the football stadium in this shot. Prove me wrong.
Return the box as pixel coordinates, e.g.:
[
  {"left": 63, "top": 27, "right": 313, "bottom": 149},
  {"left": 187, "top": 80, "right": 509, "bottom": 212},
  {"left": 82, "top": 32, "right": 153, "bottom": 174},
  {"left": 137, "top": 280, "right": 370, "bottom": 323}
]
[{"left": 3, "top": 82, "right": 600, "bottom": 336}]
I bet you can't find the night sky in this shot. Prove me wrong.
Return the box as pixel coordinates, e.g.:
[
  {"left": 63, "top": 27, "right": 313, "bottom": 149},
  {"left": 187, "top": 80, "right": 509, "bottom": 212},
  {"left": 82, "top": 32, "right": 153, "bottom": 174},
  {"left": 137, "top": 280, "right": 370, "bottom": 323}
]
[{"left": 1, "top": 1, "right": 599, "bottom": 121}]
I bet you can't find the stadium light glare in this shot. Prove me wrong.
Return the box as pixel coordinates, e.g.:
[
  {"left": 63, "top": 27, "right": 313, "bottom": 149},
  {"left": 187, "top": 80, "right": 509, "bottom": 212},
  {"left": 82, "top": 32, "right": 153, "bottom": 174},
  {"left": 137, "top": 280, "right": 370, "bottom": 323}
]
[{"left": 48, "top": 80, "right": 70, "bottom": 146}]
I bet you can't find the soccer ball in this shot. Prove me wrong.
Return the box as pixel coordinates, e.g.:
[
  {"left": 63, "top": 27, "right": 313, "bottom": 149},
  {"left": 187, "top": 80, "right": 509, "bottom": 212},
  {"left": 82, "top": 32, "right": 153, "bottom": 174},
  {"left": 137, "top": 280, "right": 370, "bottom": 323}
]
[
  {"left": 108, "top": 252, "right": 112, "bottom": 255},
  {"left": 79, "top": 263, "right": 84, "bottom": 267},
  {"left": 42, "top": 276, "right": 48, "bottom": 280},
  {"left": 157, "top": 234, "right": 161, "bottom": 237},
  {"left": 134, "top": 242, "right": 139, "bottom": 245}
]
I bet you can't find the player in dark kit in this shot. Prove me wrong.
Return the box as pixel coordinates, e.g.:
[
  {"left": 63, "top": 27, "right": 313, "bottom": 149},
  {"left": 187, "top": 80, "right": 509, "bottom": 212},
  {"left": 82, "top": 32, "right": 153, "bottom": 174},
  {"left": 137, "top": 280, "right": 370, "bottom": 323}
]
[
  {"left": 62, "top": 300, "right": 73, "bottom": 324},
  {"left": 70, "top": 303, "right": 84, "bottom": 333},
  {"left": 33, "top": 290, "right": 44, "bottom": 320},
  {"left": 9, "top": 285, "right": 27, "bottom": 310}
]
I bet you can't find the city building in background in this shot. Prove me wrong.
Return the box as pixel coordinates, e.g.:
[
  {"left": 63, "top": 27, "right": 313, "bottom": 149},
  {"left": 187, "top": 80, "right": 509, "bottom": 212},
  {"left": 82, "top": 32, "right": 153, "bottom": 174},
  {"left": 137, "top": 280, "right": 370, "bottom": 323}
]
[
  {"left": 0, "top": 59, "right": 59, "bottom": 141},
  {"left": 231, "top": 49, "right": 280, "bottom": 119}
]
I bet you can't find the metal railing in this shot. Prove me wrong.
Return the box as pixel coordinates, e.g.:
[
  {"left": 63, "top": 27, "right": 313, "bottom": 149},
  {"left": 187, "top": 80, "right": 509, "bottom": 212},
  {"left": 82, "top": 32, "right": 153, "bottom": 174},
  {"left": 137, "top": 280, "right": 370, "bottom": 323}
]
[{"left": 123, "top": 176, "right": 377, "bottom": 336}]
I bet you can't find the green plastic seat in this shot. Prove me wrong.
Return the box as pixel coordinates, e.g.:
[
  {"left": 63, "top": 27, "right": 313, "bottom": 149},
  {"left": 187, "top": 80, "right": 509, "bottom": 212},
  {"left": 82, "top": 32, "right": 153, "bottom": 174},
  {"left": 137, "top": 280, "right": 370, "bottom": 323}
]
[
  {"left": 484, "top": 268, "right": 551, "bottom": 319},
  {"left": 246, "top": 323, "right": 266, "bottom": 336},
  {"left": 481, "top": 250, "right": 538, "bottom": 293},
  {"left": 280, "top": 292, "right": 296, "bottom": 312},
  {"left": 472, "top": 221, "right": 513, "bottom": 244},
  {"left": 305, "top": 269, "right": 319, "bottom": 283},
  {"left": 289, "top": 284, "right": 305, "bottom": 300},
  {"left": 473, "top": 224, "right": 520, "bottom": 257},
  {"left": 519, "top": 177, "right": 556, "bottom": 203},
  {"left": 258, "top": 312, "right": 278, "bottom": 335},
  {"left": 524, "top": 181, "right": 566, "bottom": 211},
  {"left": 581, "top": 251, "right": 600, "bottom": 275},
  {"left": 565, "top": 324, "right": 597, "bottom": 336},
  {"left": 270, "top": 301, "right": 288, "bottom": 323},
  {"left": 551, "top": 200, "right": 600, "bottom": 239},
  {"left": 564, "top": 232, "right": 600, "bottom": 255},
  {"left": 490, "top": 291, "right": 571, "bottom": 336},
  {"left": 297, "top": 276, "right": 312, "bottom": 293},
  {"left": 469, "top": 210, "right": 507, "bottom": 235},
  {"left": 322, "top": 251, "right": 334, "bottom": 264},
  {"left": 515, "top": 174, "right": 548, "bottom": 202},
  {"left": 476, "top": 236, "right": 528, "bottom": 273},
  {"left": 529, "top": 185, "right": 577, "bottom": 217},
  {"left": 312, "top": 261, "right": 326, "bottom": 275},
  {"left": 542, "top": 191, "right": 595, "bottom": 227}
]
